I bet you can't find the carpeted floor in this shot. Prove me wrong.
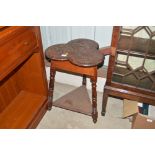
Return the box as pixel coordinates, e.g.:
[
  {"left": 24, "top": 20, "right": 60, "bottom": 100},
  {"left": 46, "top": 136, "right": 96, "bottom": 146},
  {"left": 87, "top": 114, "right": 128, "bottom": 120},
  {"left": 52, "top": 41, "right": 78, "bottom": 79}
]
[{"left": 37, "top": 82, "right": 131, "bottom": 129}]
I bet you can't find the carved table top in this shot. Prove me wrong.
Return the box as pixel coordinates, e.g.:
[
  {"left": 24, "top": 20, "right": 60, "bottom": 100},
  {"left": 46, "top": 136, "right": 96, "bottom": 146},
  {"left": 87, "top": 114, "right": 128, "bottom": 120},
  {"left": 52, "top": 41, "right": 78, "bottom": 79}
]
[{"left": 45, "top": 38, "right": 104, "bottom": 67}]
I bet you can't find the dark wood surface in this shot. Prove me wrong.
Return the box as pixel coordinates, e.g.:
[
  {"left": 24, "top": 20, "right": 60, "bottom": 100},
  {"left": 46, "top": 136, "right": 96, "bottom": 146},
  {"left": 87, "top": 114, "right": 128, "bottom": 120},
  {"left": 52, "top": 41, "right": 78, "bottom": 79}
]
[
  {"left": 101, "top": 27, "right": 155, "bottom": 119},
  {"left": 0, "top": 26, "right": 48, "bottom": 128},
  {"left": 45, "top": 38, "right": 104, "bottom": 67},
  {"left": 53, "top": 86, "right": 92, "bottom": 116}
]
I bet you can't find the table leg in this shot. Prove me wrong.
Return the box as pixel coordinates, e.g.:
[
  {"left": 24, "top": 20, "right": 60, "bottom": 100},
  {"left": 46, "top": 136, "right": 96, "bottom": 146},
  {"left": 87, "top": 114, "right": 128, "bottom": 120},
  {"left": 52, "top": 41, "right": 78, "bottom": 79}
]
[
  {"left": 101, "top": 89, "right": 108, "bottom": 116},
  {"left": 48, "top": 67, "right": 56, "bottom": 110},
  {"left": 91, "top": 76, "right": 98, "bottom": 123},
  {"left": 82, "top": 75, "right": 87, "bottom": 86}
]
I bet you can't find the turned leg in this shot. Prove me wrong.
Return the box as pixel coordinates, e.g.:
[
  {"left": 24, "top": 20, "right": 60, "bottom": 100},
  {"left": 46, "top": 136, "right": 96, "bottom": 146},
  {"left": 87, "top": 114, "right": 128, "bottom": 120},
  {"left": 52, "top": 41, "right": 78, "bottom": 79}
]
[
  {"left": 82, "top": 75, "right": 87, "bottom": 86},
  {"left": 101, "top": 89, "right": 109, "bottom": 116},
  {"left": 48, "top": 66, "right": 56, "bottom": 110},
  {"left": 91, "top": 76, "right": 98, "bottom": 123}
]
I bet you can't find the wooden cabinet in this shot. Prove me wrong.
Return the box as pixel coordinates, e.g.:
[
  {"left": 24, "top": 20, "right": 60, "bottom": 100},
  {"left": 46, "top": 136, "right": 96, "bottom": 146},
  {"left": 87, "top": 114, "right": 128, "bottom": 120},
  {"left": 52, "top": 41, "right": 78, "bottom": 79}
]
[{"left": 0, "top": 26, "right": 48, "bottom": 128}]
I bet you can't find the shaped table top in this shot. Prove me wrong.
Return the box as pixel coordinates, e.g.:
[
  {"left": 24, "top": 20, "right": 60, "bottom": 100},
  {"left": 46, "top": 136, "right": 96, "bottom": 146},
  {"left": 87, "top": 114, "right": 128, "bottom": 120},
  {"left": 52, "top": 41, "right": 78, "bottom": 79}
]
[{"left": 45, "top": 39, "right": 104, "bottom": 67}]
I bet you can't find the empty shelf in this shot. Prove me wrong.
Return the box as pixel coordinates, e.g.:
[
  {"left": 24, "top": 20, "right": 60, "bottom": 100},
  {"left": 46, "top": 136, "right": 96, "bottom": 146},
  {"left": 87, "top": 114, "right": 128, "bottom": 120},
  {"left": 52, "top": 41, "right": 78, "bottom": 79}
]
[{"left": 0, "top": 90, "right": 47, "bottom": 128}]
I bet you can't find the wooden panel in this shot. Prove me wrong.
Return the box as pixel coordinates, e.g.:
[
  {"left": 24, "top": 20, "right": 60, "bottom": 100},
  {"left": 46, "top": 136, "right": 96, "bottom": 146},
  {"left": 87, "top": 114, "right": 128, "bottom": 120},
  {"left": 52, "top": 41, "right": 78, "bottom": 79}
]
[
  {"left": 0, "top": 27, "right": 32, "bottom": 46},
  {"left": 0, "top": 91, "right": 47, "bottom": 129},
  {"left": 0, "top": 26, "right": 6, "bottom": 29},
  {"left": 0, "top": 28, "right": 36, "bottom": 62},
  {"left": 0, "top": 72, "right": 20, "bottom": 112},
  {"left": 105, "top": 85, "right": 155, "bottom": 105},
  {"left": 28, "top": 101, "right": 47, "bottom": 128},
  {"left": 0, "top": 28, "right": 37, "bottom": 80},
  {"left": 31, "top": 27, "right": 49, "bottom": 95},
  {"left": 52, "top": 60, "right": 97, "bottom": 77},
  {"left": 53, "top": 86, "right": 92, "bottom": 116},
  {"left": 15, "top": 53, "right": 48, "bottom": 96}
]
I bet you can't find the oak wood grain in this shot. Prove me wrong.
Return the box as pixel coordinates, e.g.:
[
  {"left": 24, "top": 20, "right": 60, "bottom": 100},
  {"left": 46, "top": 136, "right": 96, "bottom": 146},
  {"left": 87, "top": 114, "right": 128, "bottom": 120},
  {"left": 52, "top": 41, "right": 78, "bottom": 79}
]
[{"left": 0, "top": 26, "right": 48, "bottom": 128}]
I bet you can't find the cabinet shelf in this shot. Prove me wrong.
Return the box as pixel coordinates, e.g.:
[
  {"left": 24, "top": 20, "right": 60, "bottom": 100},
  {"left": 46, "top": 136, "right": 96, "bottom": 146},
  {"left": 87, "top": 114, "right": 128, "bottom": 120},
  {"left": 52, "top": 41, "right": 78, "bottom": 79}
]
[
  {"left": 0, "top": 90, "right": 47, "bottom": 129},
  {"left": 0, "top": 50, "right": 33, "bottom": 81}
]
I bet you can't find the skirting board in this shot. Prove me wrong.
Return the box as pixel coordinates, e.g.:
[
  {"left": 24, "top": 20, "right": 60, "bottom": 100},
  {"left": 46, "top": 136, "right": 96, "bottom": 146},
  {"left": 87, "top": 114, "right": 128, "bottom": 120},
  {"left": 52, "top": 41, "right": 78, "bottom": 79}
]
[{"left": 45, "top": 67, "right": 106, "bottom": 92}]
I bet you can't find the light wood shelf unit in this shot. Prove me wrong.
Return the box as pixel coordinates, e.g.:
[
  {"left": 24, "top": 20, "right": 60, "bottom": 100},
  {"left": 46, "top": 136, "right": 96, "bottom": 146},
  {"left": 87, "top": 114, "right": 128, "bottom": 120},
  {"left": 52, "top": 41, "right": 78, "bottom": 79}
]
[{"left": 0, "top": 26, "right": 48, "bottom": 128}]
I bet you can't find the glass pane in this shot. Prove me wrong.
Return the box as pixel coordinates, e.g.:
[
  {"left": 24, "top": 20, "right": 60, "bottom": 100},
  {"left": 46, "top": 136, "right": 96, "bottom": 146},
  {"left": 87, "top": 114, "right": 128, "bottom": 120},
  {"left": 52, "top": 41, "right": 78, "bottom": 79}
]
[{"left": 112, "top": 26, "right": 155, "bottom": 92}]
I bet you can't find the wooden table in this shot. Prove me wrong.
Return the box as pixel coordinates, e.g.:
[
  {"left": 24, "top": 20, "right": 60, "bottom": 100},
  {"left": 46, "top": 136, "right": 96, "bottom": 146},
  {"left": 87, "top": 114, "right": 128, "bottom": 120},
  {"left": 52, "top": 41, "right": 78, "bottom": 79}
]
[{"left": 45, "top": 39, "right": 104, "bottom": 123}]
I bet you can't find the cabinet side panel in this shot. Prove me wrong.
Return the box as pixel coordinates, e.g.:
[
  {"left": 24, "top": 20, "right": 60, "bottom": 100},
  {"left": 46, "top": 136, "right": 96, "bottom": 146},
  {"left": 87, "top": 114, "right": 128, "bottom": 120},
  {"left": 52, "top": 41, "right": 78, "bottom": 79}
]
[
  {"left": 15, "top": 53, "right": 48, "bottom": 96},
  {"left": 0, "top": 71, "right": 21, "bottom": 113}
]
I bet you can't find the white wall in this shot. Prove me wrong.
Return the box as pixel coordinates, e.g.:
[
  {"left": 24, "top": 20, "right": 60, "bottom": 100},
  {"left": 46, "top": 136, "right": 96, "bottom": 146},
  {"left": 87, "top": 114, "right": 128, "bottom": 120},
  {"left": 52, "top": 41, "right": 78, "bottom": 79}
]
[
  {"left": 71, "top": 26, "right": 95, "bottom": 40},
  {"left": 40, "top": 26, "right": 113, "bottom": 91},
  {"left": 94, "top": 26, "right": 113, "bottom": 67},
  {"left": 40, "top": 26, "right": 113, "bottom": 66}
]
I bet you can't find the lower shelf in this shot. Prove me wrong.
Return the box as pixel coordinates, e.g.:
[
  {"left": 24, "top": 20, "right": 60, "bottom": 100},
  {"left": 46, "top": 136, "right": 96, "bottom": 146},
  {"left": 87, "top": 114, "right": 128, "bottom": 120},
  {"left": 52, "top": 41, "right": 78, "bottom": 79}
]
[
  {"left": 0, "top": 90, "right": 47, "bottom": 129},
  {"left": 53, "top": 86, "right": 92, "bottom": 116}
]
